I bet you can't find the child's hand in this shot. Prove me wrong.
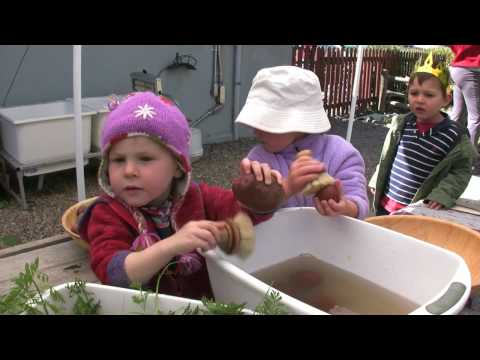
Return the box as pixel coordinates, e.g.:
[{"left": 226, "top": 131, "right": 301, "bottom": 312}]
[
  {"left": 170, "top": 220, "right": 225, "bottom": 254},
  {"left": 426, "top": 200, "right": 444, "bottom": 210},
  {"left": 313, "top": 180, "right": 358, "bottom": 218},
  {"left": 240, "top": 158, "right": 282, "bottom": 185},
  {"left": 284, "top": 156, "right": 326, "bottom": 197}
]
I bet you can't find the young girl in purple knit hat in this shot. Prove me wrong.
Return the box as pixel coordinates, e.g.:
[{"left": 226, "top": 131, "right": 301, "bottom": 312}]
[
  {"left": 235, "top": 66, "right": 369, "bottom": 219},
  {"left": 77, "top": 91, "right": 315, "bottom": 300}
]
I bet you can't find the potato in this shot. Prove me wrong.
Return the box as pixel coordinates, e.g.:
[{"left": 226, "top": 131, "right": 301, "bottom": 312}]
[
  {"left": 232, "top": 173, "right": 285, "bottom": 213},
  {"left": 315, "top": 183, "right": 340, "bottom": 202}
]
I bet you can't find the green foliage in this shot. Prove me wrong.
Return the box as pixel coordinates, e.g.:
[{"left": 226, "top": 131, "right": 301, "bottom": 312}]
[
  {"left": 131, "top": 286, "right": 289, "bottom": 315},
  {"left": 175, "top": 303, "right": 203, "bottom": 315},
  {"left": 0, "top": 258, "right": 100, "bottom": 315},
  {"left": 131, "top": 279, "right": 289, "bottom": 315},
  {"left": 0, "top": 235, "right": 20, "bottom": 247},
  {"left": 197, "top": 298, "right": 247, "bottom": 315},
  {"left": 430, "top": 47, "right": 454, "bottom": 64},
  {"left": 367, "top": 45, "right": 454, "bottom": 66},
  {"left": 367, "top": 45, "right": 422, "bottom": 52},
  {"left": 254, "top": 289, "right": 289, "bottom": 315},
  {"left": 0, "top": 258, "right": 52, "bottom": 314},
  {"left": 1, "top": 259, "right": 290, "bottom": 315},
  {"left": 166, "top": 298, "right": 248, "bottom": 315},
  {"left": 0, "top": 199, "right": 8, "bottom": 209},
  {"left": 169, "top": 293, "right": 289, "bottom": 315},
  {"left": 131, "top": 281, "right": 150, "bottom": 314},
  {"left": 66, "top": 280, "right": 101, "bottom": 315},
  {"left": 134, "top": 261, "right": 255, "bottom": 315}
]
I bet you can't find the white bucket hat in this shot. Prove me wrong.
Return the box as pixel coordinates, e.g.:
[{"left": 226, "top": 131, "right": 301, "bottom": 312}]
[{"left": 235, "top": 66, "right": 330, "bottom": 134}]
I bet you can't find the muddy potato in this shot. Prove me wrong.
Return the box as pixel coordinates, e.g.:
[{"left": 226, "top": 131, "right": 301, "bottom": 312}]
[
  {"left": 232, "top": 173, "right": 285, "bottom": 213},
  {"left": 315, "top": 183, "right": 340, "bottom": 202}
]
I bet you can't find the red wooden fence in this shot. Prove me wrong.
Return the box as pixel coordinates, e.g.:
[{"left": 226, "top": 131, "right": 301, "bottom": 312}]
[{"left": 292, "top": 46, "right": 429, "bottom": 118}]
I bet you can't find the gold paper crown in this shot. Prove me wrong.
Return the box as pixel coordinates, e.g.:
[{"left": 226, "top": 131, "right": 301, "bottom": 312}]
[{"left": 413, "top": 52, "right": 449, "bottom": 88}]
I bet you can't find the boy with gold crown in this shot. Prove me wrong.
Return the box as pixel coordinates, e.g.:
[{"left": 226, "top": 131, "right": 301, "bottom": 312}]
[{"left": 369, "top": 52, "right": 476, "bottom": 215}]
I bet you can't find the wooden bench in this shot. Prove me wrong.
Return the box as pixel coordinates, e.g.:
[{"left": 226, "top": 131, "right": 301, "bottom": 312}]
[{"left": 0, "top": 233, "right": 98, "bottom": 295}]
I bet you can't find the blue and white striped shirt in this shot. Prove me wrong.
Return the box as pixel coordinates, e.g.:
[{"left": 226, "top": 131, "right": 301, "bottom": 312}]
[{"left": 384, "top": 116, "right": 461, "bottom": 205}]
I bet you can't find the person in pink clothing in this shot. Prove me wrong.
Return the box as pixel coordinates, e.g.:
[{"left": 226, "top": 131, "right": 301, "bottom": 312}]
[{"left": 449, "top": 45, "right": 480, "bottom": 154}]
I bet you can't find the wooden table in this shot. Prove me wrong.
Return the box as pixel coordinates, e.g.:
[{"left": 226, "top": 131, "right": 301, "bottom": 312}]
[
  {"left": 393, "top": 175, "right": 480, "bottom": 232},
  {"left": 0, "top": 234, "right": 97, "bottom": 295}
]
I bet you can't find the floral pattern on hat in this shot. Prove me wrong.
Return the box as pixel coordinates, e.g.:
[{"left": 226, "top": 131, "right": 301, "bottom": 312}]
[{"left": 134, "top": 104, "right": 157, "bottom": 120}]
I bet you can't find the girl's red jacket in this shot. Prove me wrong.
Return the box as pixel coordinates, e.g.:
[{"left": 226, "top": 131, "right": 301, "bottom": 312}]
[{"left": 78, "top": 182, "right": 272, "bottom": 300}]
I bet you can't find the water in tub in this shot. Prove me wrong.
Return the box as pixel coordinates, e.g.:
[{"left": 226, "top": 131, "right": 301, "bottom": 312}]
[{"left": 251, "top": 254, "right": 419, "bottom": 315}]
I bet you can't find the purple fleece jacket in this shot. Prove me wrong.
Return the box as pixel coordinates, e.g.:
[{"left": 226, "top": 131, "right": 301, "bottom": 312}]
[{"left": 247, "top": 134, "right": 369, "bottom": 219}]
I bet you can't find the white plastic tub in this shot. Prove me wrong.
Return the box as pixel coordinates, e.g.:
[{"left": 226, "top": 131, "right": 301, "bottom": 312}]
[
  {"left": 33, "top": 282, "right": 253, "bottom": 315},
  {"left": 80, "top": 95, "right": 203, "bottom": 161},
  {"left": 34, "top": 282, "right": 205, "bottom": 315},
  {"left": 204, "top": 208, "right": 471, "bottom": 315},
  {"left": 0, "top": 101, "right": 94, "bottom": 165},
  {"left": 80, "top": 96, "right": 204, "bottom": 161},
  {"left": 79, "top": 96, "right": 111, "bottom": 151},
  {"left": 79, "top": 95, "right": 130, "bottom": 151},
  {"left": 190, "top": 127, "right": 203, "bottom": 160}
]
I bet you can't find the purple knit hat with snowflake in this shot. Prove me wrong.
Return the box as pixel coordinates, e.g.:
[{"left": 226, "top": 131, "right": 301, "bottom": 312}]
[
  {"left": 101, "top": 92, "right": 191, "bottom": 168},
  {"left": 98, "top": 91, "right": 192, "bottom": 198}
]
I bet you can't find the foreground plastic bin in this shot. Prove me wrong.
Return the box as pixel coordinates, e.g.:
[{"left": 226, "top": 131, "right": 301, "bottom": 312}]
[
  {"left": 203, "top": 208, "right": 471, "bottom": 315},
  {"left": 33, "top": 282, "right": 254, "bottom": 315}
]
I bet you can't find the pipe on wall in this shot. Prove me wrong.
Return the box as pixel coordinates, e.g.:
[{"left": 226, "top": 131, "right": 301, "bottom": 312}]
[
  {"left": 232, "top": 45, "right": 243, "bottom": 140},
  {"left": 211, "top": 45, "right": 218, "bottom": 98},
  {"left": 189, "top": 45, "right": 224, "bottom": 129}
]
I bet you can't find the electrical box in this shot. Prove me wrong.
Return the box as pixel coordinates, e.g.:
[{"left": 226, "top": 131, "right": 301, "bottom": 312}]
[{"left": 130, "top": 71, "right": 162, "bottom": 95}]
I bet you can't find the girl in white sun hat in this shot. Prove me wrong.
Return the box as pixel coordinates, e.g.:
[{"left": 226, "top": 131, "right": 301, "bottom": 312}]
[{"left": 235, "top": 65, "right": 369, "bottom": 219}]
